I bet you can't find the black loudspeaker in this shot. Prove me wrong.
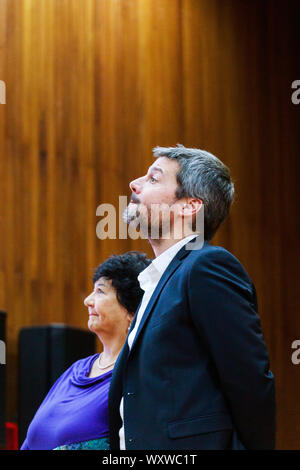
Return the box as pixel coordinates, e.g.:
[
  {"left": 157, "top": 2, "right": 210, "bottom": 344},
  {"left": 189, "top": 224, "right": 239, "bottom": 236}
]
[
  {"left": 18, "top": 323, "right": 96, "bottom": 447},
  {"left": 0, "top": 311, "right": 6, "bottom": 448}
]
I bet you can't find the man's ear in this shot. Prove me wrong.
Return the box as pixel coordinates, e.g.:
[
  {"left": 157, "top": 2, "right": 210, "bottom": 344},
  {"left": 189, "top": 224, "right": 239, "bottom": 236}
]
[{"left": 179, "top": 198, "right": 203, "bottom": 217}]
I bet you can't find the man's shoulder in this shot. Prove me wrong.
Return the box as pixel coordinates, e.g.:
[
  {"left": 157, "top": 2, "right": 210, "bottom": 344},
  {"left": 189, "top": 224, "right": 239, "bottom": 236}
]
[
  {"left": 185, "top": 241, "right": 236, "bottom": 263},
  {"left": 182, "top": 241, "right": 253, "bottom": 287}
]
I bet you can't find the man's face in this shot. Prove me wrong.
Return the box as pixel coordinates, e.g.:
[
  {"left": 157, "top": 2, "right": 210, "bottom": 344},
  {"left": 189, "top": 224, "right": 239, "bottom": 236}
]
[{"left": 124, "top": 157, "right": 181, "bottom": 238}]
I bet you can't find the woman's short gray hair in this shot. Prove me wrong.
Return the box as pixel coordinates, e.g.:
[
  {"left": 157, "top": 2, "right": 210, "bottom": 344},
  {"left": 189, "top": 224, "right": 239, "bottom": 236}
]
[{"left": 153, "top": 144, "right": 235, "bottom": 241}]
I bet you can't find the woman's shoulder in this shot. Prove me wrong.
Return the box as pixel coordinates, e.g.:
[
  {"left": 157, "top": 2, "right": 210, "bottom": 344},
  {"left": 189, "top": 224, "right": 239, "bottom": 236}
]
[
  {"left": 70, "top": 354, "right": 114, "bottom": 385},
  {"left": 51, "top": 354, "right": 99, "bottom": 385},
  {"left": 69, "top": 353, "right": 99, "bottom": 373}
]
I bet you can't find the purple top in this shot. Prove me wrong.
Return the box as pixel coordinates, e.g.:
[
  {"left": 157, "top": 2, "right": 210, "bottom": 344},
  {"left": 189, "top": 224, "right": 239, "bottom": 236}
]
[{"left": 20, "top": 354, "right": 112, "bottom": 450}]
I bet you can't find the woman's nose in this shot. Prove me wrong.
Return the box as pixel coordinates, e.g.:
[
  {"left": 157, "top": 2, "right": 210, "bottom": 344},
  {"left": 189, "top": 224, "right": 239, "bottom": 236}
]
[{"left": 84, "top": 293, "right": 94, "bottom": 307}]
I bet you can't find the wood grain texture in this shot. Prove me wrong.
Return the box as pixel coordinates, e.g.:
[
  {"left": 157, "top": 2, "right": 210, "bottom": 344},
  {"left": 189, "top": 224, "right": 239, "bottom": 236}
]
[{"left": 0, "top": 0, "right": 298, "bottom": 448}]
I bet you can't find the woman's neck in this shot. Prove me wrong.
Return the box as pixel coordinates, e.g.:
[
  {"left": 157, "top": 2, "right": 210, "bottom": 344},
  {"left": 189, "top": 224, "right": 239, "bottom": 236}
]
[{"left": 97, "top": 332, "right": 127, "bottom": 363}]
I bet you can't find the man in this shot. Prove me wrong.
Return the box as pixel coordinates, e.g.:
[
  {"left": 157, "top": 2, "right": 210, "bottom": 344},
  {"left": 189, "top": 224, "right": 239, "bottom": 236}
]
[{"left": 108, "top": 144, "right": 276, "bottom": 450}]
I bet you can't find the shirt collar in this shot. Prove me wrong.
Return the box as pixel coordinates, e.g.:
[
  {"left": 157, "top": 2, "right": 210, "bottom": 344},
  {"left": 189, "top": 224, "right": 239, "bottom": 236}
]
[{"left": 138, "top": 234, "right": 197, "bottom": 292}]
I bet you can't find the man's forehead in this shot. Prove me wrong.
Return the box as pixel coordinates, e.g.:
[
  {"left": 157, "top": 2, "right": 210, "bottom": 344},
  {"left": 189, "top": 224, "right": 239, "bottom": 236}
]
[
  {"left": 148, "top": 164, "right": 164, "bottom": 173},
  {"left": 148, "top": 157, "right": 179, "bottom": 174}
]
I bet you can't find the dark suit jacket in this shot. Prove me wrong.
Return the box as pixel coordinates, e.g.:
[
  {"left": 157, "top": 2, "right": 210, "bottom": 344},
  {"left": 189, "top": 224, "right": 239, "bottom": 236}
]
[{"left": 108, "top": 240, "right": 276, "bottom": 450}]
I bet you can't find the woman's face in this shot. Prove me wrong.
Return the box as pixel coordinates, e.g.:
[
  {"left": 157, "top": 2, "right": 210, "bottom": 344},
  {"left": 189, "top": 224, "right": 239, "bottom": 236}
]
[{"left": 84, "top": 277, "right": 132, "bottom": 336}]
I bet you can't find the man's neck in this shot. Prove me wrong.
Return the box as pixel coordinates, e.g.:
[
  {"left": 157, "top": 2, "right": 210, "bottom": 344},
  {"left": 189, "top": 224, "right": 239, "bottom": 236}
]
[{"left": 149, "top": 232, "right": 196, "bottom": 258}]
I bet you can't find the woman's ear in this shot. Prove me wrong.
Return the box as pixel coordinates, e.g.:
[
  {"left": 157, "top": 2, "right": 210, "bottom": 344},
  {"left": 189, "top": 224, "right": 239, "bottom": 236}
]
[{"left": 127, "top": 313, "right": 134, "bottom": 330}]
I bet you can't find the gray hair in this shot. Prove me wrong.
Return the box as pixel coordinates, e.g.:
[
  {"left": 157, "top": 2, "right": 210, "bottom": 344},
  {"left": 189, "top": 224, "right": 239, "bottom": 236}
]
[{"left": 152, "top": 144, "right": 235, "bottom": 241}]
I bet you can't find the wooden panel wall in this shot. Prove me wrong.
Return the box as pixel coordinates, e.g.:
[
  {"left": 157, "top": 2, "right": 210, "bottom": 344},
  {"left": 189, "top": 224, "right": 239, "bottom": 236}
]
[{"left": 0, "top": 0, "right": 298, "bottom": 449}]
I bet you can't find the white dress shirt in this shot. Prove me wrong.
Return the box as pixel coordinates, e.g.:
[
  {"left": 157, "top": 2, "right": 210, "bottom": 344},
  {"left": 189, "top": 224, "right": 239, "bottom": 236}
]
[{"left": 119, "top": 235, "right": 196, "bottom": 449}]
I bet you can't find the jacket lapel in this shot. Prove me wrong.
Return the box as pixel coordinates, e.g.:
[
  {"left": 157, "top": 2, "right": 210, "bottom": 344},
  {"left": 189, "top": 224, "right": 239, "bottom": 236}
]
[
  {"left": 128, "top": 242, "right": 192, "bottom": 356},
  {"left": 109, "top": 237, "right": 205, "bottom": 435}
]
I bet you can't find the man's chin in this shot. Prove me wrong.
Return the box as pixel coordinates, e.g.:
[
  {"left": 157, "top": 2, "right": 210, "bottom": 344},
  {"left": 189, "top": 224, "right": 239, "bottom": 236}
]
[
  {"left": 124, "top": 202, "right": 148, "bottom": 224},
  {"left": 122, "top": 204, "right": 137, "bottom": 224}
]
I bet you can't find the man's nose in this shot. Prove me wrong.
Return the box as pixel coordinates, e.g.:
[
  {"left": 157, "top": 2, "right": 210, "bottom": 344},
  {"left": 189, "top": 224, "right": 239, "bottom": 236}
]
[{"left": 129, "top": 177, "right": 142, "bottom": 194}]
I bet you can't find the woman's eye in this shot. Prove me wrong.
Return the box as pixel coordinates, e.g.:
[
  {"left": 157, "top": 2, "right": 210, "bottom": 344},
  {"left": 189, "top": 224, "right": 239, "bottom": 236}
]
[{"left": 149, "top": 176, "right": 157, "bottom": 183}]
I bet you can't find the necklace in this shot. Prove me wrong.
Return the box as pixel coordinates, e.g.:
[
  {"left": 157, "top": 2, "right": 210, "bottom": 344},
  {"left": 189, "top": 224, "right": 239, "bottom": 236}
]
[{"left": 97, "top": 353, "right": 117, "bottom": 370}]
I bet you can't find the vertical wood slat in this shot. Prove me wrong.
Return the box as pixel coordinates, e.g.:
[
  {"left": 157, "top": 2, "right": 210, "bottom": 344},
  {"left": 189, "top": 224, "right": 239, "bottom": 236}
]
[{"left": 0, "top": 0, "right": 298, "bottom": 449}]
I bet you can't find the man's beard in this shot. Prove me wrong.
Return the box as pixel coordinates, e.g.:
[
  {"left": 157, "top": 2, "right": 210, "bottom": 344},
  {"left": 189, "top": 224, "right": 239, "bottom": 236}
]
[
  {"left": 123, "top": 202, "right": 175, "bottom": 239},
  {"left": 123, "top": 202, "right": 150, "bottom": 236},
  {"left": 122, "top": 202, "right": 141, "bottom": 224}
]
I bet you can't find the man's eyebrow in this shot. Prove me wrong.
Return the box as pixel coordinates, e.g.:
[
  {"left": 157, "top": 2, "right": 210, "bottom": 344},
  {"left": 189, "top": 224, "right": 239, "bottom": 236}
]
[{"left": 148, "top": 166, "right": 164, "bottom": 174}]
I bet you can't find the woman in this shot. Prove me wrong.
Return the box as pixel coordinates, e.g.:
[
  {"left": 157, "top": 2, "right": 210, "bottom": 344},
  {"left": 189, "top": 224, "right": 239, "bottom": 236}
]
[{"left": 21, "top": 251, "right": 151, "bottom": 450}]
